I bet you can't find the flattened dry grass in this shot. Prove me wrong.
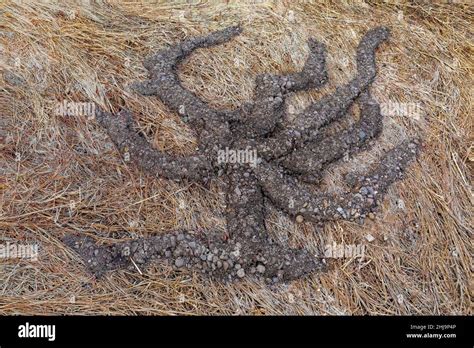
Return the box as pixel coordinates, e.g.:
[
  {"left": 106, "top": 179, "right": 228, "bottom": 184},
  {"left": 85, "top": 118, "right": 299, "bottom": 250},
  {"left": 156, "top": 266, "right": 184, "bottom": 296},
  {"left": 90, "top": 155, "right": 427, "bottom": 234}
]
[{"left": 0, "top": 0, "right": 472, "bottom": 315}]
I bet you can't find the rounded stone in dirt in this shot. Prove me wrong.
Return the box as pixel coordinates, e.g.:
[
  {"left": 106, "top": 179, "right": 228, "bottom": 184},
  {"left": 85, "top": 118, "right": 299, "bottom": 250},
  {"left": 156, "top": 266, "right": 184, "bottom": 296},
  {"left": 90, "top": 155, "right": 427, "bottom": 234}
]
[{"left": 175, "top": 258, "right": 185, "bottom": 268}]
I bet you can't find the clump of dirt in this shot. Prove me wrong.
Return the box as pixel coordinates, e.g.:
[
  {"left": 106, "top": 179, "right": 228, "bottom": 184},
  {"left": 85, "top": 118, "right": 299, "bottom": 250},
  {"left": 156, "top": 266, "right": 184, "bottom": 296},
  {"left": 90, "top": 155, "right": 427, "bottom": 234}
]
[{"left": 65, "top": 25, "right": 419, "bottom": 283}]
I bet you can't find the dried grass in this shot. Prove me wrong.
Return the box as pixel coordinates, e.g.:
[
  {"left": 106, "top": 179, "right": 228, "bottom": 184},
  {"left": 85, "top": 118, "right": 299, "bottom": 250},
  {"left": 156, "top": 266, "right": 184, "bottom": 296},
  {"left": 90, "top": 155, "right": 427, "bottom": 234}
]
[{"left": 0, "top": 0, "right": 472, "bottom": 315}]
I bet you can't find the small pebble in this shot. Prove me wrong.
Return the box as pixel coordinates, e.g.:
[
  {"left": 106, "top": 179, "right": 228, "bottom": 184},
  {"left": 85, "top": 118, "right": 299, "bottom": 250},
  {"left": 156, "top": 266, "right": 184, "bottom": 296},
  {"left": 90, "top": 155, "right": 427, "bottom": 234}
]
[{"left": 175, "top": 258, "right": 185, "bottom": 268}]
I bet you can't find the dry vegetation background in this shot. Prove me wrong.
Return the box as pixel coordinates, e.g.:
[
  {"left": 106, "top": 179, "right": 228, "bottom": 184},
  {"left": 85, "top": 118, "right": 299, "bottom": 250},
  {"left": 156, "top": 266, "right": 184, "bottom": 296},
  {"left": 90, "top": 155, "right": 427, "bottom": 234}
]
[{"left": 0, "top": 0, "right": 472, "bottom": 315}]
